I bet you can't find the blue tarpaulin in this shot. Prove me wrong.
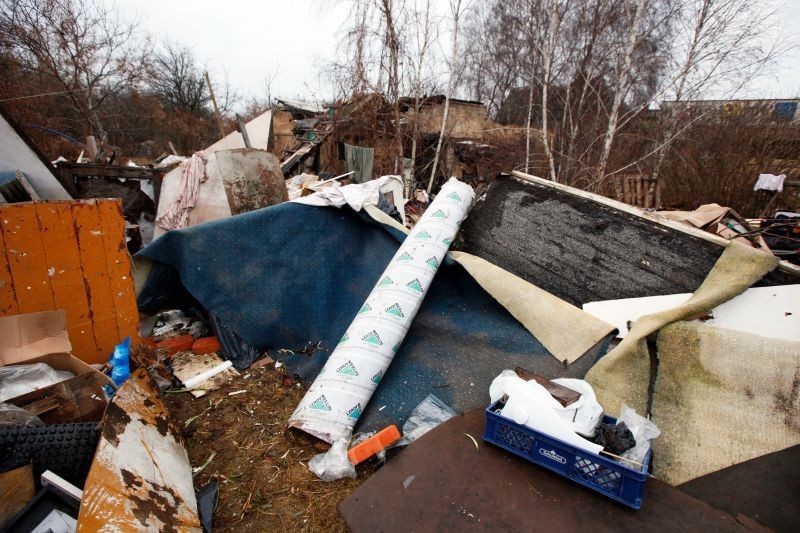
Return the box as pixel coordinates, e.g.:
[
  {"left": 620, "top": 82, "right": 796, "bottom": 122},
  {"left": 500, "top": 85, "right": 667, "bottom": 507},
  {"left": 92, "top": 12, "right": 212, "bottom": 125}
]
[{"left": 138, "top": 202, "right": 610, "bottom": 432}]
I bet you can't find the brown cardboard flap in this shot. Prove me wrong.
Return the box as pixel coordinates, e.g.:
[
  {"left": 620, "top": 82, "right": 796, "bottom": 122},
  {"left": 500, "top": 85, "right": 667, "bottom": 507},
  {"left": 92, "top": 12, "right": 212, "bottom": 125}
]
[{"left": 0, "top": 310, "right": 73, "bottom": 366}]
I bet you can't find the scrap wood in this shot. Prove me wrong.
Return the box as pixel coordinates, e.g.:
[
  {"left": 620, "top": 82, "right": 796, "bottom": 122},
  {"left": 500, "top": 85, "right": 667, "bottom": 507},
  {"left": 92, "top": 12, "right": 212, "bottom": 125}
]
[
  {"left": 6, "top": 370, "right": 108, "bottom": 424},
  {"left": 77, "top": 367, "right": 201, "bottom": 532},
  {"left": 0, "top": 464, "right": 34, "bottom": 526},
  {"left": 338, "top": 408, "right": 748, "bottom": 532},
  {"left": 170, "top": 351, "right": 239, "bottom": 398},
  {"left": 0, "top": 200, "right": 140, "bottom": 364},
  {"left": 514, "top": 366, "right": 581, "bottom": 407}
]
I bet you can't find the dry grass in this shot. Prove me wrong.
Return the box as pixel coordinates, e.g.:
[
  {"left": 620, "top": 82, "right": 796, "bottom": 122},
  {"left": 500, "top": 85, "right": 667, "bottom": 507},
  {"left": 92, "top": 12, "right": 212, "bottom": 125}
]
[{"left": 163, "top": 365, "right": 375, "bottom": 532}]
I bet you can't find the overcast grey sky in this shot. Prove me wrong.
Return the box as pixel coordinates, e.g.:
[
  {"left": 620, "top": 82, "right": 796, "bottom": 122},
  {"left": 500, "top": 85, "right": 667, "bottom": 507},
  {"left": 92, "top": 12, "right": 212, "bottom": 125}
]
[{"left": 119, "top": 0, "right": 800, "bottom": 106}]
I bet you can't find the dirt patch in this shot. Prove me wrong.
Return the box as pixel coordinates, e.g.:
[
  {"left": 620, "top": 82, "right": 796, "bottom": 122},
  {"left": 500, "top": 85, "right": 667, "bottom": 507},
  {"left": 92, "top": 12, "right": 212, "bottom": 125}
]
[{"left": 163, "top": 365, "right": 375, "bottom": 532}]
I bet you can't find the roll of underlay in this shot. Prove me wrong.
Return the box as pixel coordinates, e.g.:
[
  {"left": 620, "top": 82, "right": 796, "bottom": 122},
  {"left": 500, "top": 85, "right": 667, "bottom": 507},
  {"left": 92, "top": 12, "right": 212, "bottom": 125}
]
[{"left": 288, "top": 177, "right": 475, "bottom": 443}]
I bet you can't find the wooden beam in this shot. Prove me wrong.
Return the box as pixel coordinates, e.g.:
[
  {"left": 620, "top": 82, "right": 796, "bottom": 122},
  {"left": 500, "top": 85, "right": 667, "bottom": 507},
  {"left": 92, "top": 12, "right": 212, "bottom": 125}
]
[
  {"left": 205, "top": 71, "right": 226, "bottom": 138},
  {"left": 236, "top": 114, "right": 252, "bottom": 148},
  {"left": 56, "top": 162, "right": 159, "bottom": 180}
]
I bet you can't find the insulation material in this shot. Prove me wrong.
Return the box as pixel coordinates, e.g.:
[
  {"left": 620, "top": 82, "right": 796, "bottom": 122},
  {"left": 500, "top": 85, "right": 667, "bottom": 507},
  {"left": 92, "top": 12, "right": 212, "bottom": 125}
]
[
  {"left": 586, "top": 241, "right": 780, "bottom": 415},
  {"left": 0, "top": 200, "right": 140, "bottom": 364},
  {"left": 651, "top": 322, "right": 800, "bottom": 485},
  {"left": 289, "top": 178, "right": 474, "bottom": 443}
]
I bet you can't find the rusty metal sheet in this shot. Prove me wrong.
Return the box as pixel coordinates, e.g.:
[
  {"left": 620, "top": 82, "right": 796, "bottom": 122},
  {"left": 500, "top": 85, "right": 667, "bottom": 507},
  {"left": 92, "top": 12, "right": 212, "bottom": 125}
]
[
  {"left": 214, "top": 148, "right": 288, "bottom": 215},
  {"left": 77, "top": 367, "right": 200, "bottom": 532},
  {"left": 339, "top": 409, "right": 748, "bottom": 532},
  {"left": 678, "top": 445, "right": 800, "bottom": 531}
]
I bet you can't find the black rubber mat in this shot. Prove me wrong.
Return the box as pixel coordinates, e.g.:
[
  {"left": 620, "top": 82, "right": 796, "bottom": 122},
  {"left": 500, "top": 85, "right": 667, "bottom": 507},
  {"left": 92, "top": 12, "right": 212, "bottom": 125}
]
[{"left": 0, "top": 422, "right": 100, "bottom": 489}]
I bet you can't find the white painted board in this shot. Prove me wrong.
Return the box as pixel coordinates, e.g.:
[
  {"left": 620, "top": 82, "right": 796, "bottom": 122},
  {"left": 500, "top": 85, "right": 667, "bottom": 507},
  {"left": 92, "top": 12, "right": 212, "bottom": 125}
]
[{"left": 583, "top": 285, "right": 799, "bottom": 342}]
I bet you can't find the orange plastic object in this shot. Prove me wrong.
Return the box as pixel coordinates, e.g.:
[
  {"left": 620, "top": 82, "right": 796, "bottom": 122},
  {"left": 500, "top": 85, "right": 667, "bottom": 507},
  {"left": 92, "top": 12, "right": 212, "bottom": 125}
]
[
  {"left": 348, "top": 425, "right": 401, "bottom": 465},
  {"left": 156, "top": 334, "right": 194, "bottom": 356},
  {"left": 192, "top": 336, "right": 221, "bottom": 355}
]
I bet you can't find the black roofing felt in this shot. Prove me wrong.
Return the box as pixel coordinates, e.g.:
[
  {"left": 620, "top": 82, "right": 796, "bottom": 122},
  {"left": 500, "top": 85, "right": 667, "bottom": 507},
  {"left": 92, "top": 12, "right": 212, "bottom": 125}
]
[{"left": 457, "top": 174, "right": 798, "bottom": 307}]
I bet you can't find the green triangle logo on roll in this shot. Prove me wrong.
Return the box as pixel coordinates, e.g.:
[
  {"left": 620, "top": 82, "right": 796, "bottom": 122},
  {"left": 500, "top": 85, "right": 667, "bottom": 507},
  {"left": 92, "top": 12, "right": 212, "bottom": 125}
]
[
  {"left": 431, "top": 209, "right": 447, "bottom": 219},
  {"left": 358, "top": 303, "right": 371, "bottom": 314},
  {"left": 426, "top": 256, "right": 439, "bottom": 269},
  {"left": 385, "top": 303, "right": 404, "bottom": 317},
  {"left": 310, "top": 395, "right": 332, "bottom": 412},
  {"left": 392, "top": 343, "right": 401, "bottom": 354},
  {"left": 406, "top": 278, "right": 424, "bottom": 293},
  {"left": 347, "top": 403, "right": 362, "bottom": 419},
  {"left": 338, "top": 333, "right": 349, "bottom": 345},
  {"left": 371, "top": 370, "right": 383, "bottom": 384},
  {"left": 362, "top": 330, "right": 383, "bottom": 345},
  {"left": 336, "top": 360, "right": 359, "bottom": 376},
  {"left": 415, "top": 230, "right": 431, "bottom": 239},
  {"left": 378, "top": 276, "right": 393, "bottom": 286},
  {"left": 448, "top": 192, "right": 461, "bottom": 202},
  {"left": 442, "top": 237, "right": 452, "bottom": 246},
  {"left": 396, "top": 251, "right": 413, "bottom": 262}
]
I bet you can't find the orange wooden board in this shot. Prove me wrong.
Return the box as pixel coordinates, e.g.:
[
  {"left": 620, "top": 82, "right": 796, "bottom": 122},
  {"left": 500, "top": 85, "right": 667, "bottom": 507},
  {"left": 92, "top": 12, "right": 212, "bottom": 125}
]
[
  {"left": 98, "top": 201, "right": 140, "bottom": 345},
  {"left": 0, "top": 227, "right": 19, "bottom": 316},
  {"left": 73, "top": 201, "right": 121, "bottom": 362},
  {"left": 35, "top": 203, "right": 97, "bottom": 361},
  {"left": 0, "top": 203, "right": 55, "bottom": 313},
  {"left": 0, "top": 200, "right": 139, "bottom": 364}
]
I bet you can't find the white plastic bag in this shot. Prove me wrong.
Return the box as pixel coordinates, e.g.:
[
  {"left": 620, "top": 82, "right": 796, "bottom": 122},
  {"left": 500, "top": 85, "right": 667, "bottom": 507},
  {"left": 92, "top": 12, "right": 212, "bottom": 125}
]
[
  {"left": 0, "top": 363, "right": 74, "bottom": 401},
  {"left": 395, "top": 394, "right": 457, "bottom": 446},
  {"left": 0, "top": 402, "right": 43, "bottom": 427},
  {"left": 308, "top": 438, "right": 357, "bottom": 482},
  {"left": 618, "top": 403, "right": 661, "bottom": 465}
]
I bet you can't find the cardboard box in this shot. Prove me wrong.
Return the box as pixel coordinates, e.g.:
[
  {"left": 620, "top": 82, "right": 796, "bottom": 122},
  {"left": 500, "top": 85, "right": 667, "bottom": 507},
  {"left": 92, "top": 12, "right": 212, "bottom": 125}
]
[{"left": 0, "top": 310, "right": 111, "bottom": 424}]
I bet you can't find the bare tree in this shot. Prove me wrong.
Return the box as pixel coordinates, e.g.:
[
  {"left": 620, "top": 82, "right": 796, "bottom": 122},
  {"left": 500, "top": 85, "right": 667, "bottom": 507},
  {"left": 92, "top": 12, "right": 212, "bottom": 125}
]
[
  {"left": 149, "top": 42, "right": 209, "bottom": 114},
  {"left": 645, "top": 0, "right": 783, "bottom": 207},
  {"left": 406, "top": 0, "right": 435, "bottom": 193},
  {"left": 427, "top": 0, "right": 465, "bottom": 194},
  {"left": 0, "top": 0, "right": 149, "bottom": 138},
  {"left": 594, "top": 0, "right": 649, "bottom": 184}
]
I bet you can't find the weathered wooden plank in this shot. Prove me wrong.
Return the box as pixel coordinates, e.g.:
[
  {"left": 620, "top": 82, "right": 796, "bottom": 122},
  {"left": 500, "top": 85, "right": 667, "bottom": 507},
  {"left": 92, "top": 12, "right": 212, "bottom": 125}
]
[
  {"left": 77, "top": 368, "right": 201, "bottom": 532},
  {"left": 0, "top": 465, "right": 34, "bottom": 525},
  {"left": 35, "top": 202, "right": 97, "bottom": 360},
  {"left": 0, "top": 203, "right": 55, "bottom": 313},
  {"left": 97, "top": 200, "right": 140, "bottom": 345},
  {"left": 72, "top": 200, "right": 120, "bottom": 363},
  {"left": 6, "top": 370, "right": 108, "bottom": 424}
]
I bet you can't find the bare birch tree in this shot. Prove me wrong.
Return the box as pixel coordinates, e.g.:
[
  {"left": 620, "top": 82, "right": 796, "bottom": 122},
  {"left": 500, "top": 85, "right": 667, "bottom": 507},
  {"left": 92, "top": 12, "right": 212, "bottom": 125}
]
[
  {"left": 594, "top": 0, "right": 649, "bottom": 185},
  {"left": 427, "top": 0, "right": 465, "bottom": 194},
  {"left": 407, "top": 0, "right": 435, "bottom": 194}
]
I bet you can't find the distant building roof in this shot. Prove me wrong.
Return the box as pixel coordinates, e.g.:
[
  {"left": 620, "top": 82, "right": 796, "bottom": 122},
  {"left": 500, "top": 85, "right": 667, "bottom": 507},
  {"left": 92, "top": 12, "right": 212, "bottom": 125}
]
[{"left": 398, "top": 95, "right": 485, "bottom": 112}]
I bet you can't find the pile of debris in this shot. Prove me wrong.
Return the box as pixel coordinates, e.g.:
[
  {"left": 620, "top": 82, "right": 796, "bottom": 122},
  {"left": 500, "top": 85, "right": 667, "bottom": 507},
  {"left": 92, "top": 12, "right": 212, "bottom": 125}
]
[{"left": 1, "top": 96, "right": 799, "bottom": 532}]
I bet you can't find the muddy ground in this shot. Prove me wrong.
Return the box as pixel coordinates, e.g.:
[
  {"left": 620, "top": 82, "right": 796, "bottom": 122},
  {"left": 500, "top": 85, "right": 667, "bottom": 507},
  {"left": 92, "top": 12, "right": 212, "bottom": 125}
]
[{"left": 163, "top": 364, "right": 376, "bottom": 532}]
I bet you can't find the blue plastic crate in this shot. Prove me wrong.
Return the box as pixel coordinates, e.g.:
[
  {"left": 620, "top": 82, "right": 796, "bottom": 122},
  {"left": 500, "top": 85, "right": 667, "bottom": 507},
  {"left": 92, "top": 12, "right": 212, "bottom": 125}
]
[{"left": 482, "top": 400, "right": 650, "bottom": 509}]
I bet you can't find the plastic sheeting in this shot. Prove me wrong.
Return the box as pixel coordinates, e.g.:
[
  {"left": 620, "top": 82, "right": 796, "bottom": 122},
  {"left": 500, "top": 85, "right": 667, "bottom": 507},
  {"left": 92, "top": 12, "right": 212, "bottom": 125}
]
[{"left": 288, "top": 178, "right": 473, "bottom": 443}]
